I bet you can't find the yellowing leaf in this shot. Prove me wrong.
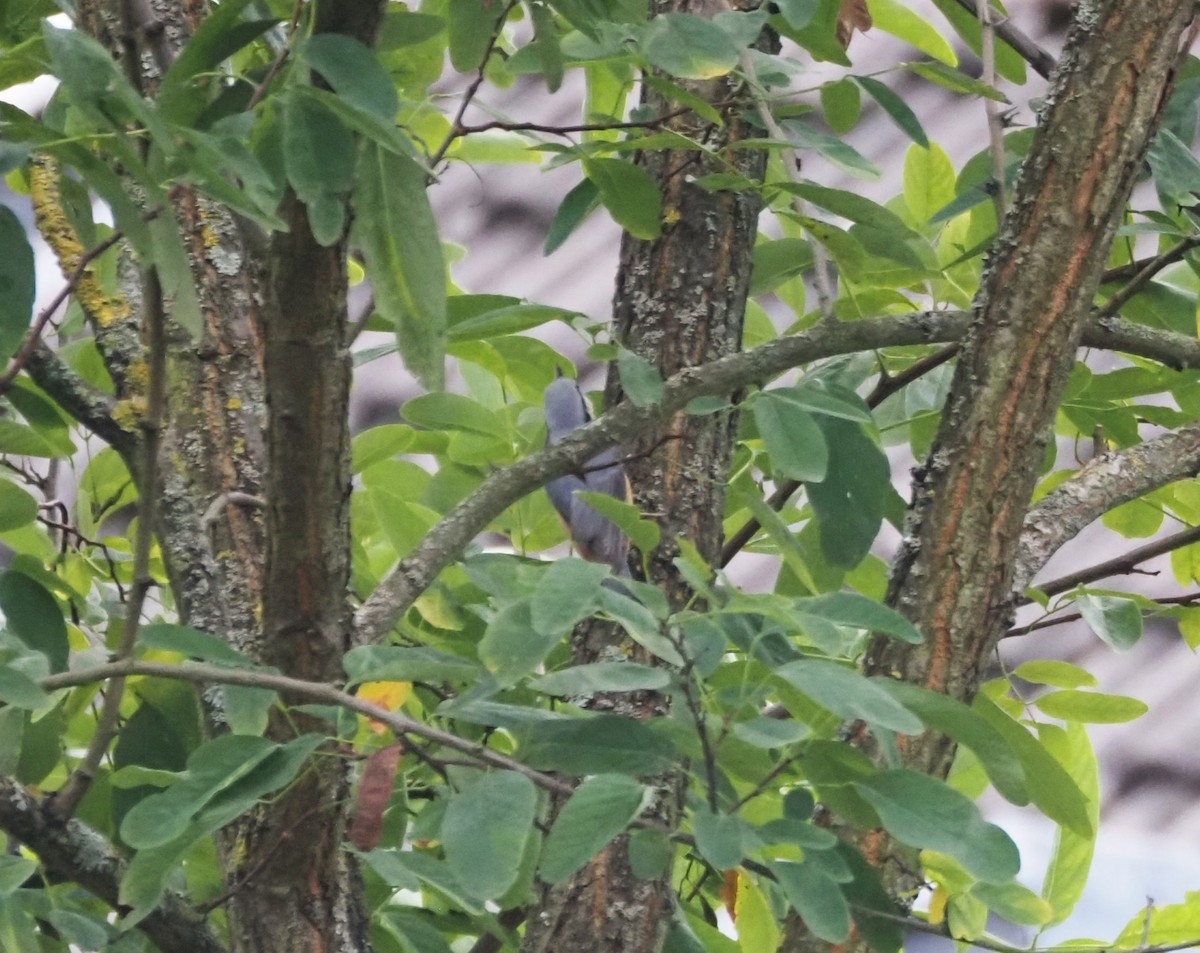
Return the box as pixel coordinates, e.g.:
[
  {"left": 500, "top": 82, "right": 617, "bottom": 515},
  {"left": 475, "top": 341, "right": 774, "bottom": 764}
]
[
  {"left": 358, "top": 681, "right": 412, "bottom": 733},
  {"left": 928, "top": 884, "right": 949, "bottom": 924}
]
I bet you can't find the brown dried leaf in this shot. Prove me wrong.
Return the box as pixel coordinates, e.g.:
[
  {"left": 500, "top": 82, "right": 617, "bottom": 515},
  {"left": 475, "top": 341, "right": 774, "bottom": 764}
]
[
  {"left": 836, "top": 0, "right": 872, "bottom": 47},
  {"left": 349, "top": 742, "right": 404, "bottom": 851}
]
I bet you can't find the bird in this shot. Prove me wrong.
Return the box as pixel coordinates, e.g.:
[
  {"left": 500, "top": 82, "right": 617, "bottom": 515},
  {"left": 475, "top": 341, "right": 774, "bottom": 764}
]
[{"left": 543, "top": 372, "right": 633, "bottom": 578}]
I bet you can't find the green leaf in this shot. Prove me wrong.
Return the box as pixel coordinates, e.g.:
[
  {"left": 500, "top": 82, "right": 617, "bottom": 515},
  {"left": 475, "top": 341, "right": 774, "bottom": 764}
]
[
  {"left": 928, "top": 0, "right": 1025, "bottom": 83},
  {"left": 540, "top": 774, "right": 649, "bottom": 882},
  {"left": 585, "top": 157, "right": 662, "bottom": 239},
  {"left": 820, "top": 79, "right": 862, "bottom": 134},
  {"left": 0, "top": 482, "right": 37, "bottom": 532},
  {"left": 732, "top": 715, "right": 808, "bottom": 748},
  {"left": 343, "top": 645, "right": 482, "bottom": 685},
  {"left": 1012, "top": 660, "right": 1096, "bottom": 689},
  {"left": 775, "top": 0, "right": 819, "bottom": 29},
  {"left": 750, "top": 237, "right": 814, "bottom": 295},
  {"left": 1148, "top": 128, "right": 1200, "bottom": 206},
  {"left": 868, "top": 0, "right": 957, "bottom": 65},
  {"left": 137, "top": 622, "right": 256, "bottom": 666},
  {"left": 907, "top": 61, "right": 1008, "bottom": 102},
  {"left": 0, "top": 856, "right": 36, "bottom": 896},
  {"left": 448, "top": 0, "right": 500, "bottom": 72},
  {"left": 783, "top": 122, "right": 880, "bottom": 179},
  {"left": 641, "top": 13, "right": 739, "bottom": 79},
  {"left": 282, "top": 89, "right": 355, "bottom": 202},
  {"left": 794, "top": 592, "right": 922, "bottom": 644},
  {"left": 776, "top": 659, "right": 923, "bottom": 733},
  {"left": 0, "top": 206, "right": 33, "bottom": 362},
  {"left": 692, "top": 807, "right": 756, "bottom": 870},
  {"left": 0, "top": 571, "right": 68, "bottom": 673},
  {"left": 617, "top": 349, "right": 664, "bottom": 406},
  {"left": 596, "top": 585, "right": 684, "bottom": 665},
  {"left": 806, "top": 415, "right": 890, "bottom": 568},
  {"left": 753, "top": 392, "right": 828, "bottom": 482},
  {"left": 354, "top": 141, "right": 447, "bottom": 390},
  {"left": 1034, "top": 689, "right": 1148, "bottom": 724},
  {"left": 442, "top": 772, "right": 537, "bottom": 900},
  {"left": 1077, "top": 594, "right": 1143, "bottom": 651},
  {"left": 530, "top": 1, "right": 565, "bottom": 91},
  {"left": 121, "top": 734, "right": 323, "bottom": 850},
  {"left": 575, "top": 491, "right": 661, "bottom": 554},
  {"left": 402, "top": 392, "right": 499, "bottom": 434},
  {"left": 544, "top": 177, "right": 601, "bottom": 254},
  {"left": 0, "top": 665, "right": 49, "bottom": 710},
  {"left": 157, "top": 0, "right": 262, "bottom": 123},
  {"left": 853, "top": 75, "right": 928, "bottom": 147},
  {"left": 479, "top": 600, "right": 564, "bottom": 686},
  {"left": 531, "top": 558, "right": 608, "bottom": 635},
  {"left": 772, "top": 860, "right": 852, "bottom": 942},
  {"left": 973, "top": 695, "right": 1092, "bottom": 836},
  {"left": 856, "top": 769, "right": 1020, "bottom": 883},
  {"left": 768, "top": 383, "right": 874, "bottom": 424},
  {"left": 299, "top": 35, "right": 398, "bottom": 121},
  {"left": 448, "top": 302, "right": 577, "bottom": 341},
  {"left": 880, "top": 682, "right": 1026, "bottom": 805},
  {"left": 1040, "top": 721, "right": 1099, "bottom": 925},
  {"left": 521, "top": 714, "right": 676, "bottom": 775},
  {"left": 903, "top": 141, "right": 956, "bottom": 225},
  {"left": 531, "top": 661, "right": 670, "bottom": 695}
]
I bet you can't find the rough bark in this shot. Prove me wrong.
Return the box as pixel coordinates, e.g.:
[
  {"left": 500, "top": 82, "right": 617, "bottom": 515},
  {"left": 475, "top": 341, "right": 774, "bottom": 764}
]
[
  {"left": 224, "top": 5, "right": 384, "bottom": 952},
  {"left": 780, "top": 4, "right": 1199, "bottom": 950},
  {"left": 520, "top": 6, "right": 770, "bottom": 950},
  {"left": 866, "top": 0, "right": 1197, "bottom": 771}
]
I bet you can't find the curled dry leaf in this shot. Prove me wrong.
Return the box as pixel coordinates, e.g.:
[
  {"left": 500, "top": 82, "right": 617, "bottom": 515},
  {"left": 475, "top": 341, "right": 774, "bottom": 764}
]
[
  {"left": 836, "top": 0, "right": 872, "bottom": 47},
  {"left": 350, "top": 742, "right": 405, "bottom": 851}
]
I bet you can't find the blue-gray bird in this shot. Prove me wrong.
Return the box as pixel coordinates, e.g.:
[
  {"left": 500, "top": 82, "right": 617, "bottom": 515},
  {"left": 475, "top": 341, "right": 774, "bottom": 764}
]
[{"left": 543, "top": 373, "right": 632, "bottom": 577}]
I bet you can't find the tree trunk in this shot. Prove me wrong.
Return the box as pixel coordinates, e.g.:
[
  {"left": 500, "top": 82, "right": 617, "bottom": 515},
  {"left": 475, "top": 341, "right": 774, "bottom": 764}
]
[
  {"left": 784, "top": 2, "right": 1198, "bottom": 950},
  {"left": 521, "top": 7, "right": 770, "bottom": 950}
]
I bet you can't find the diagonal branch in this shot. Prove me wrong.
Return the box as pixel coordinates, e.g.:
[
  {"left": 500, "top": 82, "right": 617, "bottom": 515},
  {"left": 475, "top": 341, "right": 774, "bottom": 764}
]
[
  {"left": 948, "top": 0, "right": 1058, "bottom": 79},
  {"left": 355, "top": 307, "right": 1200, "bottom": 644},
  {"left": 1031, "top": 524, "right": 1200, "bottom": 599},
  {"left": 1015, "top": 421, "right": 1200, "bottom": 593},
  {"left": 0, "top": 775, "right": 228, "bottom": 953}
]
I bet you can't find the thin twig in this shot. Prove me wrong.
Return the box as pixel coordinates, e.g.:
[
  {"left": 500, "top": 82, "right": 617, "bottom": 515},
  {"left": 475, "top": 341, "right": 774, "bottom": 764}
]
[
  {"left": 1099, "top": 236, "right": 1200, "bottom": 319},
  {"left": 430, "top": 0, "right": 521, "bottom": 167},
  {"left": 42, "top": 659, "right": 578, "bottom": 797},
  {"left": 247, "top": 0, "right": 304, "bottom": 110},
  {"left": 51, "top": 264, "right": 169, "bottom": 819},
  {"left": 1006, "top": 591, "right": 1200, "bottom": 639},
  {"left": 947, "top": 0, "right": 1057, "bottom": 80},
  {"left": 455, "top": 109, "right": 693, "bottom": 140},
  {"left": 739, "top": 50, "right": 837, "bottom": 320},
  {"left": 722, "top": 344, "right": 959, "bottom": 566},
  {"left": 1033, "top": 525, "right": 1200, "bottom": 599},
  {"left": 977, "top": 0, "right": 1008, "bottom": 219}
]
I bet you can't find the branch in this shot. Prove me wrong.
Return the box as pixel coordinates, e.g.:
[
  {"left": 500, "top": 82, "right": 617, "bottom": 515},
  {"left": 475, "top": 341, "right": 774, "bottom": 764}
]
[
  {"left": 948, "top": 0, "right": 1058, "bottom": 80},
  {"left": 739, "top": 50, "right": 838, "bottom": 319},
  {"left": 41, "top": 660, "right": 576, "bottom": 797},
  {"left": 24, "top": 343, "right": 134, "bottom": 455},
  {"left": 722, "top": 344, "right": 960, "bottom": 566},
  {"left": 1098, "top": 235, "right": 1200, "bottom": 319},
  {"left": 456, "top": 109, "right": 693, "bottom": 139},
  {"left": 354, "top": 309, "right": 1200, "bottom": 645},
  {"left": 1015, "top": 421, "right": 1200, "bottom": 593},
  {"left": 430, "top": 0, "right": 521, "bottom": 166},
  {"left": 53, "top": 263, "right": 169, "bottom": 818},
  {"left": 0, "top": 775, "right": 228, "bottom": 953},
  {"left": 977, "top": 0, "right": 1008, "bottom": 219},
  {"left": 1032, "top": 524, "right": 1200, "bottom": 598},
  {"left": 354, "top": 310, "right": 972, "bottom": 643}
]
